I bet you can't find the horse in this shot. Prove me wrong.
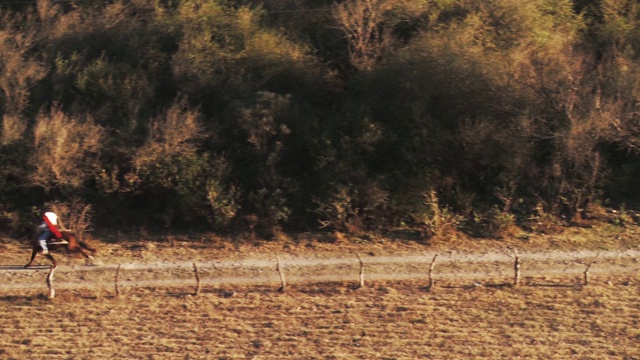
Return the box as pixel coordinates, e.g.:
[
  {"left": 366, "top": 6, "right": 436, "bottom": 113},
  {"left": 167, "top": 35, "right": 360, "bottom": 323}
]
[{"left": 24, "top": 230, "right": 97, "bottom": 269}]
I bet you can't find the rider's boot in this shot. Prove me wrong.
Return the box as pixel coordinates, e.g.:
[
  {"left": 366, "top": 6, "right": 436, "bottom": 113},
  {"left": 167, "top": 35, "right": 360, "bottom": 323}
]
[{"left": 39, "top": 239, "right": 49, "bottom": 254}]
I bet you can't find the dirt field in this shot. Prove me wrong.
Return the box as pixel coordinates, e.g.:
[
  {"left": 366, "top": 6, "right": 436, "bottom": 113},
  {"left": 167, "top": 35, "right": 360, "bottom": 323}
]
[{"left": 1, "top": 224, "right": 639, "bottom": 359}]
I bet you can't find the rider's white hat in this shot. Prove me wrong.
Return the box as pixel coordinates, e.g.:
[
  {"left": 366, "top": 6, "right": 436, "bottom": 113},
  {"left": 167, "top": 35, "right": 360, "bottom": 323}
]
[{"left": 44, "top": 212, "right": 58, "bottom": 225}]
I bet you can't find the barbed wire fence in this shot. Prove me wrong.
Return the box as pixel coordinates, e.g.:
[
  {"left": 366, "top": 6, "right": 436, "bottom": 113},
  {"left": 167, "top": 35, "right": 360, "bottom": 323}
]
[{"left": 3, "top": 248, "right": 639, "bottom": 299}]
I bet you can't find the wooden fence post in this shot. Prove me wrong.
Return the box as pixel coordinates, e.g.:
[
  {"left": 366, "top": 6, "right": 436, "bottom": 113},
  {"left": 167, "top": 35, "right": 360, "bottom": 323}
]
[
  {"left": 583, "top": 253, "right": 600, "bottom": 286},
  {"left": 46, "top": 266, "right": 56, "bottom": 299},
  {"left": 276, "top": 256, "right": 286, "bottom": 292},
  {"left": 193, "top": 262, "right": 201, "bottom": 296},
  {"left": 427, "top": 254, "right": 438, "bottom": 289},
  {"left": 356, "top": 253, "right": 365, "bottom": 289},
  {"left": 115, "top": 264, "right": 121, "bottom": 296},
  {"left": 513, "top": 249, "right": 521, "bottom": 287}
]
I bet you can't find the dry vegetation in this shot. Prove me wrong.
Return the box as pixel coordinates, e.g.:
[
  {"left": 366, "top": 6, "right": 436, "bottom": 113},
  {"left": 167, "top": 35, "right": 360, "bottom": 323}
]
[
  {"left": 1, "top": 280, "right": 638, "bottom": 359},
  {"left": 1, "top": 224, "right": 640, "bottom": 359}
]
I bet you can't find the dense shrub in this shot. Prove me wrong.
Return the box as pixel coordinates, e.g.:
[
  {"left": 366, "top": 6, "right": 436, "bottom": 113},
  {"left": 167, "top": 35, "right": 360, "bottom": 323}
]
[{"left": 0, "top": 0, "right": 639, "bottom": 238}]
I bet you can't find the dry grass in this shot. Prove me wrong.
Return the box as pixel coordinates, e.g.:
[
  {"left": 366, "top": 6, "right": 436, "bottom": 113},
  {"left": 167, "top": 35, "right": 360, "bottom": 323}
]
[
  {"left": 1, "top": 278, "right": 638, "bottom": 360},
  {"left": 1, "top": 224, "right": 639, "bottom": 359}
]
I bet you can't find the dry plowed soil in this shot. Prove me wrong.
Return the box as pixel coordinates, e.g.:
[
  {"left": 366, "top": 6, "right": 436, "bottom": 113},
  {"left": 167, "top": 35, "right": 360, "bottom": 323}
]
[{"left": 1, "top": 225, "right": 639, "bottom": 359}]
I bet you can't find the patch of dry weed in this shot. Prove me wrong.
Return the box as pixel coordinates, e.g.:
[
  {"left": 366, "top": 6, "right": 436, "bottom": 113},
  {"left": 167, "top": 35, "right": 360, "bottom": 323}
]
[{"left": 1, "top": 279, "right": 639, "bottom": 359}]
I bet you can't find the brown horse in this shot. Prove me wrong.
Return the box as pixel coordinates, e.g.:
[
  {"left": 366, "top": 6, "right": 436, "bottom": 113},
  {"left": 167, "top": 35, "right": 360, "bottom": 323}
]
[{"left": 24, "top": 230, "right": 97, "bottom": 269}]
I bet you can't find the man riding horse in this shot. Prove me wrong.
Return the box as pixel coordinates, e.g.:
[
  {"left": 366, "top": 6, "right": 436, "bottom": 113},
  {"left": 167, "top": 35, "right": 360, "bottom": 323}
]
[
  {"left": 35, "top": 211, "right": 64, "bottom": 254},
  {"left": 25, "top": 210, "right": 96, "bottom": 269}
]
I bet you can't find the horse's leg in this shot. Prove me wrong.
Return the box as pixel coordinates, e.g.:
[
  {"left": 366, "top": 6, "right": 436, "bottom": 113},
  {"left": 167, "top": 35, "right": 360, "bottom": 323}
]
[
  {"left": 76, "top": 248, "right": 95, "bottom": 262},
  {"left": 44, "top": 253, "right": 57, "bottom": 268},
  {"left": 78, "top": 241, "right": 97, "bottom": 254},
  {"left": 66, "top": 242, "right": 95, "bottom": 264},
  {"left": 23, "top": 248, "right": 38, "bottom": 268}
]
